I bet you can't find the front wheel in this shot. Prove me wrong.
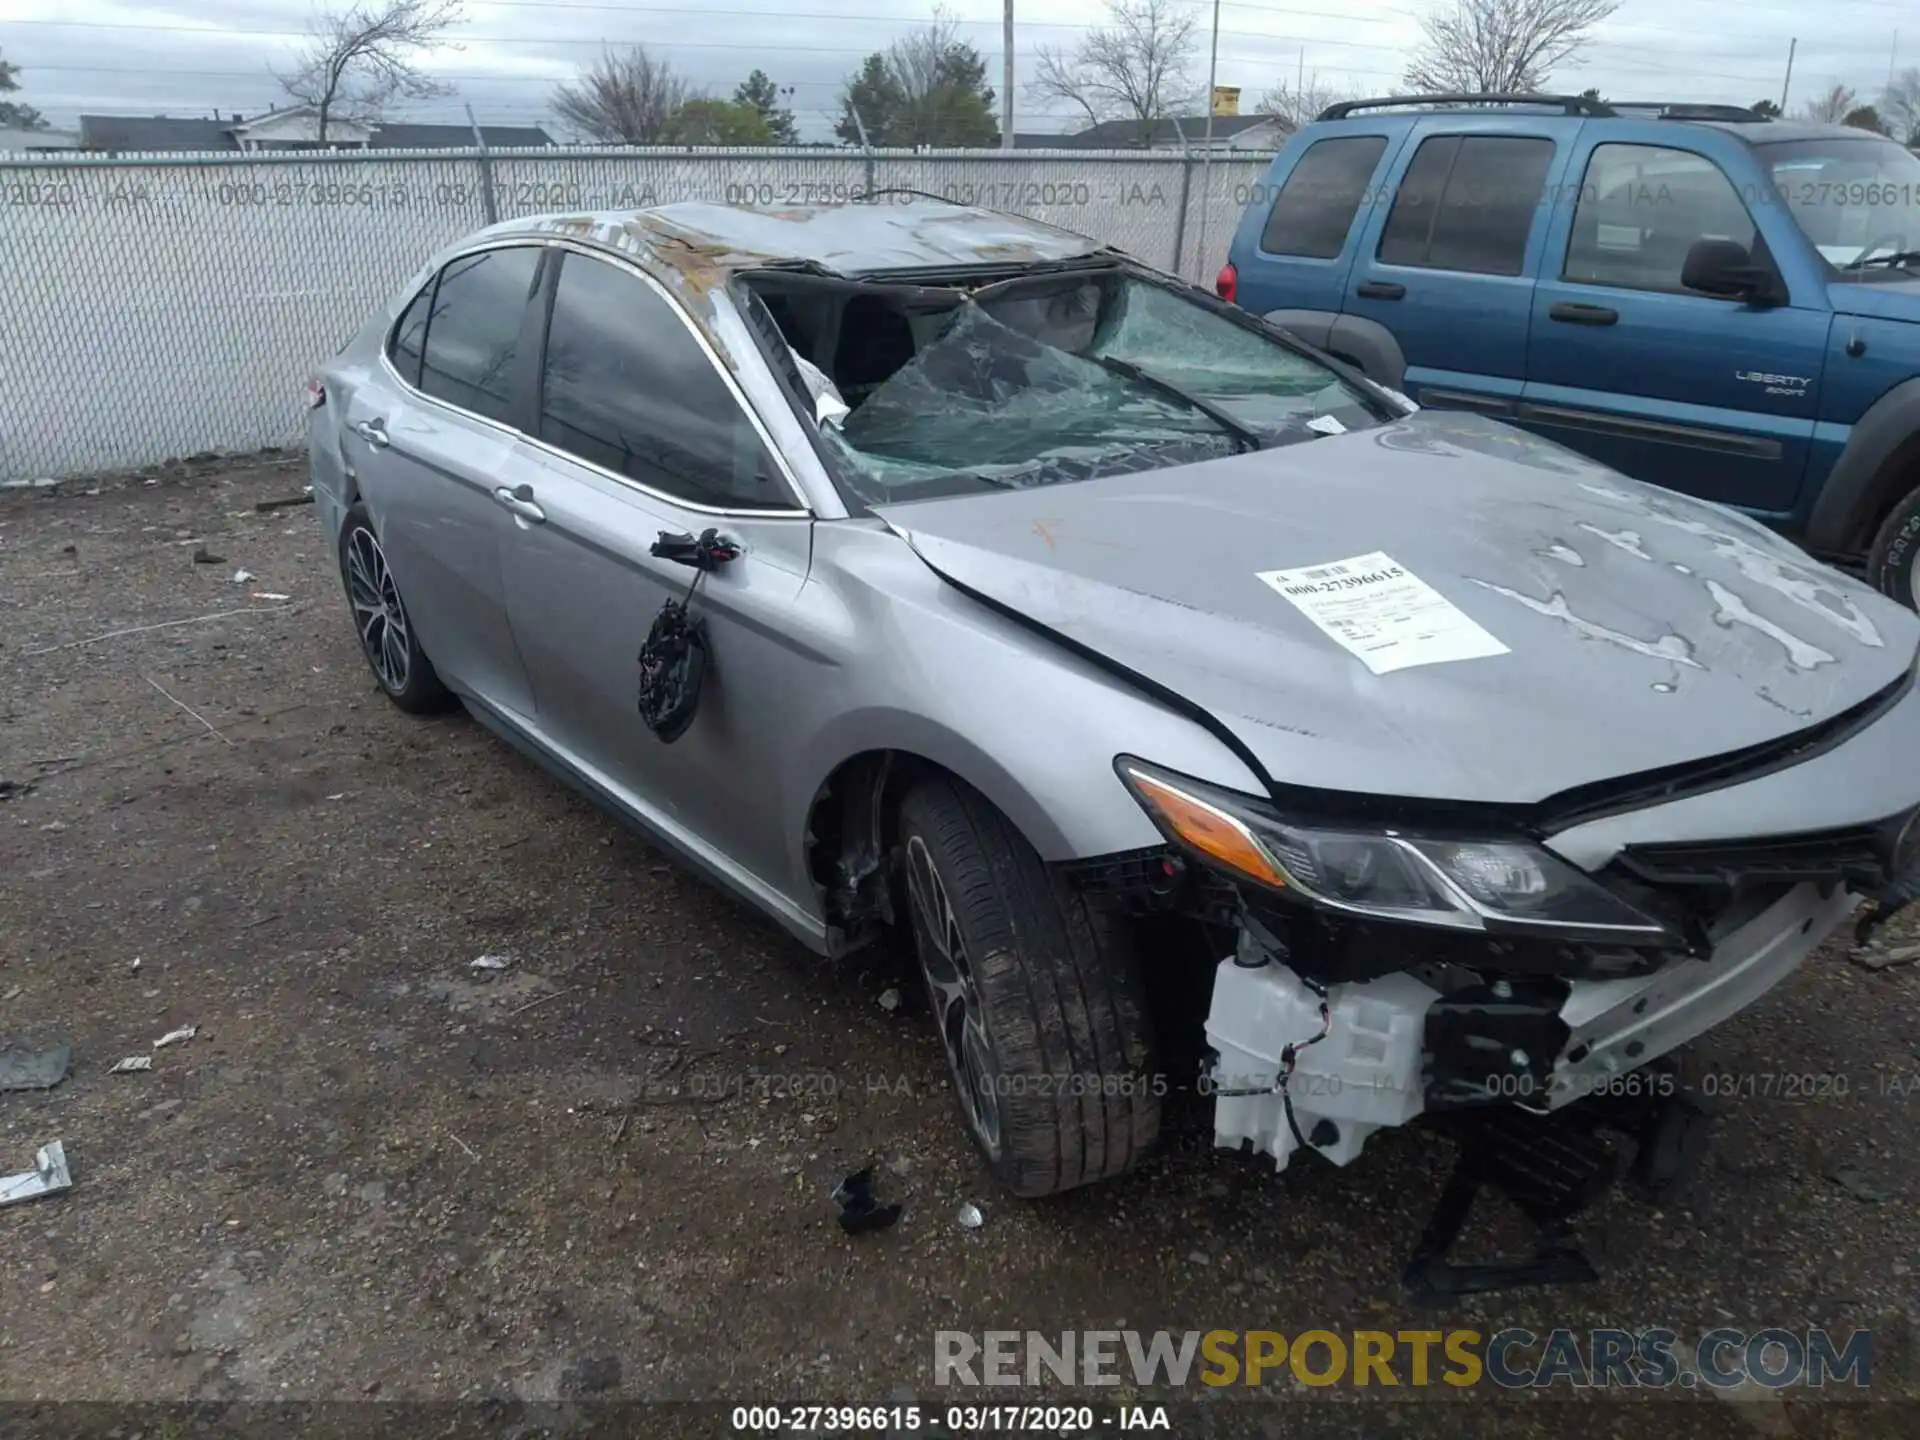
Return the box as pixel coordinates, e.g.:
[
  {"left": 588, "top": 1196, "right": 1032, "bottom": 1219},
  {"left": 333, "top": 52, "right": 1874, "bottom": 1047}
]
[
  {"left": 1866, "top": 483, "right": 1920, "bottom": 608},
  {"left": 897, "top": 777, "right": 1160, "bottom": 1197}
]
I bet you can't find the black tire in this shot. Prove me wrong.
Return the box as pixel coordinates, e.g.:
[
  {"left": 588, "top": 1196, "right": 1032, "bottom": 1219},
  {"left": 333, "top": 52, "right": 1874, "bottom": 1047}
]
[
  {"left": 897, "top": 777, "right": 1160, "bottom": 1197},
  {"left": 1867, "top": 483, "right": 1920, "bottom": 608},
  {"left": 337, "top": 505, "right": 451, "bottom": 714}
]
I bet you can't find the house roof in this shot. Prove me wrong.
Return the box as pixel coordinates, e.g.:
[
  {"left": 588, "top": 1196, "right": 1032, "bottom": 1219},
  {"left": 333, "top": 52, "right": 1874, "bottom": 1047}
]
[
  {"left": 79, "top": 115, "right": 239, "bottom": 153},
  {"left": 1043, "top": 114, "right": 1287, "bottom": 148},
  {"left": 75, "top": 114, "right": 553, "bottom": 153},
  {"left": 371, "top": 122, "right": 553, "bottom": 149},
  {"left": 0, "top": 127, "right": 81, "bottom": 150}
]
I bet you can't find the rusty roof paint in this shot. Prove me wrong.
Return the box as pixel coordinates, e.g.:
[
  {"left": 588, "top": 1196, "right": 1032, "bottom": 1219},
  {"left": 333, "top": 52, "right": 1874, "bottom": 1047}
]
[{"left": 481, "top": 198, "right": 1105, "bottom": 287}]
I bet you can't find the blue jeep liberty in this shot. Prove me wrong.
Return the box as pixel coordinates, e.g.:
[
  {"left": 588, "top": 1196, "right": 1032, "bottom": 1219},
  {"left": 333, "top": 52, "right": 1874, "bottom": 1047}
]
[{"left": 1221, "top": 95, "right": 1920, "bottom": 604}]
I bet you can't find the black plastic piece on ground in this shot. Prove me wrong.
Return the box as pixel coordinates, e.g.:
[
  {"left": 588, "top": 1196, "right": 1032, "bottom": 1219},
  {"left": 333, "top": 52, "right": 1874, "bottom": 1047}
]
[
  {"left": 832, "top": 1166, "right": 903, "bottom": 1235},
  {"left": 1625, "top": 1092, "right": 1712, "bottom": 1202},
  {"left": 1402, "top": 1108, "right": 1612, "bottom": 1307}
]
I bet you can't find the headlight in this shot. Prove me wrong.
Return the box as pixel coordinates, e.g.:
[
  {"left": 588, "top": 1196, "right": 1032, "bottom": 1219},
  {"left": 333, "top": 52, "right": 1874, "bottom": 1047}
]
[{"left": 1116, "top": 758, "right": 1670, "bottom": 942}]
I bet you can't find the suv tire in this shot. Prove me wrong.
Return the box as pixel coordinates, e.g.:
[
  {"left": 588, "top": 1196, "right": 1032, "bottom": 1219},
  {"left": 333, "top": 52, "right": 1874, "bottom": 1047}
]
[
  {"left": 897, "top": 776, "right": 1160, "bottom": 1196},
  {"left": 1867, "top": 484, "right": 1920, "bottom": 609}
]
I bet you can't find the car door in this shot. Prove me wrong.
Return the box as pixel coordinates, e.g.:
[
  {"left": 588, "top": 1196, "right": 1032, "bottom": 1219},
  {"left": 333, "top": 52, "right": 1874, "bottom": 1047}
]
[
  {"left": 496, "top": 245, "right": 815, "bottom": 893},
  {"left": 1230, "top": 131, "right": 1399, "bottom": 326},
  {"left": 1343, "top": 122, "right": 1574, "bottom": 410},
  {"left": 347, "top": 244, "right": 542, "bottom": 718},
  {"left": 1522, "top": 131, "right": 1833, "bottom": 513}
]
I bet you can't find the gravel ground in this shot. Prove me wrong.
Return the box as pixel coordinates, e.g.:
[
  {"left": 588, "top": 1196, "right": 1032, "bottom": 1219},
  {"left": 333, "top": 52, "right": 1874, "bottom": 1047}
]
[{"left": 2, "top": 459, "right": 1918, "bottom": 1437}]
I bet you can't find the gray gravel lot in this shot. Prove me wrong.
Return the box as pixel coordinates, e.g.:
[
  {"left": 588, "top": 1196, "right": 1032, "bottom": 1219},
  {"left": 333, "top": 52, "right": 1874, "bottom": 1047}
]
[{"left": 1, "top": 459, "right": 1917, "bottom": 1436}]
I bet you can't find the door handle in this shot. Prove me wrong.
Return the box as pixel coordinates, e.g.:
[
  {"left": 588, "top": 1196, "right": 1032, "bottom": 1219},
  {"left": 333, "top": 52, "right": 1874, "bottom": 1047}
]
[
  {"left": 352, "top": 418, "right": 390, "bottom": 447},
  {"left": 492, "top": 484, "right": 546, "bottom": 523},
  {"left": 1549, "top": 302, "right": 1619, "bottom": 326},
  {"left": 1356, "top": 281, "right": 1406, "bottom": 301}
]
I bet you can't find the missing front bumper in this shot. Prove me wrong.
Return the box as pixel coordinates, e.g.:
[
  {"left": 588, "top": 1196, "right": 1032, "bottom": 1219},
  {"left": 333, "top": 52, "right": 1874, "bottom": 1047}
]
[{"left": 1204, "top": 882, "right": 1857, "bottom": 1173}]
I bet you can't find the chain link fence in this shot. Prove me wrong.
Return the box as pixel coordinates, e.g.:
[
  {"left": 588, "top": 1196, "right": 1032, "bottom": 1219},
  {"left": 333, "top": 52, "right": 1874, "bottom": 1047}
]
[{"left": 0, "top": 146, "right": 1272, "bottom": 482}]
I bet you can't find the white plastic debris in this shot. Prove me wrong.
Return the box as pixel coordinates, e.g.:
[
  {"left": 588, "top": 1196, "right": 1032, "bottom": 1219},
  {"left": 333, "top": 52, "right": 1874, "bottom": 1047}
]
[
  {"left": 152, "top": 1025, "right": 198, "bottom": 1049},
  {"left": 251, "top": 591, "right": 291, "bottom": 601},
  {"left": 108, "top": 1055, "right": 153, "bottom": 1074},
  {"left": 470, "top": 954, "right": 512, "bottom": 971},
  {"left": 0, "top": 1141, "right": 72, "bottom": 1208},
  {"left": 231, "top": 569, "right": 255, "bottom": 584},
  {"left": 877, "top": 987, "right": 902, "bottom": 1013},
  {"left": 957, "top": 1201, "right": 984, "bottom": 1230},
  {"left": 1305, "top": 414, "right": 1348, "bottom": 437}
]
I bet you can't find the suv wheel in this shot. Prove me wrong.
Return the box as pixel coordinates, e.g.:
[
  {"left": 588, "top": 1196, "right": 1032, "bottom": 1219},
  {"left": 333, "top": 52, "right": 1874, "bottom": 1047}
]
[
  {"left": 1867, "top": 483, "right": 1920, "bottom": 608},
  {"left": 897, "top": 776, "right": 1160, "bottom": 1197},
  {"left": 338, "top": 505, "right": 450, "bottom": 713}
]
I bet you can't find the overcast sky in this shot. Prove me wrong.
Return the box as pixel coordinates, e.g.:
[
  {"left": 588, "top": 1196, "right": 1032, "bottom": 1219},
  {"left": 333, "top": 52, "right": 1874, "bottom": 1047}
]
[{"left": 2, "top": 0, "right": 1912, "bottom": 141}]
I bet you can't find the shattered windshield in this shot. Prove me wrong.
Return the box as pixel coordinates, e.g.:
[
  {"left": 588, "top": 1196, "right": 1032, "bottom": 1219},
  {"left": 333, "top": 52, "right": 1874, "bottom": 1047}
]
[{"left": 793, "top": 270, "right": 1382, "bottom": 502}]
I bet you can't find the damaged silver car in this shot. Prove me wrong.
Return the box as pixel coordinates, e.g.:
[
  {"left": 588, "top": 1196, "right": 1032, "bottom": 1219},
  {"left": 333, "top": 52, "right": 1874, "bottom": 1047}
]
[{"left": 308, "top": 199, "right": 1920, "bottom": 1206}]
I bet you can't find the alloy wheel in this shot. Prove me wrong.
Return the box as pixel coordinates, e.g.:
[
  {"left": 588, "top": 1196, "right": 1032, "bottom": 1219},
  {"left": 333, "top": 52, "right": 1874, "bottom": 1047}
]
[
  {"left": 344, "top": 526, "right": 412, "bottom": 695},
  {"left": 905, "top": 834, "right": 1003, "bottom": 1156}
]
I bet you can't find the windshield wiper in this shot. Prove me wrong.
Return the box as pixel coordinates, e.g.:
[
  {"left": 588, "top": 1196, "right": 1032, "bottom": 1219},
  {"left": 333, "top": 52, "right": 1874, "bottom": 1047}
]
[
  {"left": 1844, "top": 250, "right": 1920, "bottom": 271},
  {"left": 1086, "top": 355, "right": 1261, "bottom": 453}
]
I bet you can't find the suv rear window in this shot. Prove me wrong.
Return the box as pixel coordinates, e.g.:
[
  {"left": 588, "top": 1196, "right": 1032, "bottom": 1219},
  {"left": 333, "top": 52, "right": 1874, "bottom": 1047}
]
[
  {"left": 1378, "top": 135, "right": 1555, "bottom": 276},
  {"left": 1258, "top": 136, "right": 1388, "bottom": 258}
]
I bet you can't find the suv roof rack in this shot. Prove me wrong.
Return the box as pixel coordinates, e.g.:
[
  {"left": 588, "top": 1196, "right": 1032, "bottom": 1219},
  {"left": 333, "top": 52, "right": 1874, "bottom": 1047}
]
[
  {"left": 1315, "top": 95, "right": 1775, "bottom": 125},
  {"left": 1317, "top": 93, "right": 1610, "bottom": 120},
  {"left": 1606, "top": 101, "right": 1771, "bottom": 122}
]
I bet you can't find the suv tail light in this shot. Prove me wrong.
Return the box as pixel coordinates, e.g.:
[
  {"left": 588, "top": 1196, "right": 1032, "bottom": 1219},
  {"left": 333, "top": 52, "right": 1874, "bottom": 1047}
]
[
  {"left": 1215, "top": 261, "right": 1237, "bottom": 304},
  {"left": 304, "top": 378, "right": 326, "bottom": 410}
]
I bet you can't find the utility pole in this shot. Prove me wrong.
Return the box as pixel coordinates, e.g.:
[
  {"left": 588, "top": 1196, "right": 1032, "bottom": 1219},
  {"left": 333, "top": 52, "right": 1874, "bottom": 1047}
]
[
  {"left": 1192, "top": 0, "right": 1221, "bottom": 282},
  {"left": 1001, "top": 0, "right": 1014, "bottom": 149},
  {"left": 1780, "top": 37, "right": 1796, "bottom": 113}
]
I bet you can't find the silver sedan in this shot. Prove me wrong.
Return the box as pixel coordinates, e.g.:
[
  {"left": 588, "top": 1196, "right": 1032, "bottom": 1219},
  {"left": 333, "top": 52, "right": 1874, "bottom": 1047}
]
[{"left": 309, "top": 199, "right": 1920, "bottom": 1200}]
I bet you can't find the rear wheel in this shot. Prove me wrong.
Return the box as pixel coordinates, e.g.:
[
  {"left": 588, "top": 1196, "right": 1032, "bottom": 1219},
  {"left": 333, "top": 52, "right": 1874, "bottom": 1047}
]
[
  {"left": 1866, "top": 482, "right": 1920, "bottom": 608},
  {"left": 338, "top": 505, "right": 450, "bottom": 713},
  {"left": 897, "top": 777, "right": 1159, "bottom": 1197}
]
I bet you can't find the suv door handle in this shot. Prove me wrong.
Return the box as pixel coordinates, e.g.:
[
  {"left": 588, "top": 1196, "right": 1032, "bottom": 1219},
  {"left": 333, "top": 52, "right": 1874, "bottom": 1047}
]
[
  {"left": 1356, "top": 281, "right": 1406, "bottom": 300},
  {"left": 1549, "top": 302, "right": 1619, "bottom": 326},
  {"left": 352, "top": 418, "right": 390, "bottom": 447},
  {"left": 493, "top": 484, "right": 546, "bottom": 523}
]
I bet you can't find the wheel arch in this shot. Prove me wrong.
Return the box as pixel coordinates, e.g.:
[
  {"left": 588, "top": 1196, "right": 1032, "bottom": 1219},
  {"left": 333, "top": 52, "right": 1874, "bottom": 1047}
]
[
  {"left": 1805, "top": 376, "right": 1920, "bottom": 555},
  {"left": 799, "top": 732, "right": 1089, "bottom": 958}
]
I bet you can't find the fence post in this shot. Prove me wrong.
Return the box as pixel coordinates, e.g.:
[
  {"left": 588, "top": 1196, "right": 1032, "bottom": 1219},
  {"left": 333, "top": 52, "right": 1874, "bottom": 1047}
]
[
  {"left": 466, "top": 102, "right": 499, "bottom": 225},
  {"left": 1170, "top": 143, "right": 1195, "bottom": 277}
]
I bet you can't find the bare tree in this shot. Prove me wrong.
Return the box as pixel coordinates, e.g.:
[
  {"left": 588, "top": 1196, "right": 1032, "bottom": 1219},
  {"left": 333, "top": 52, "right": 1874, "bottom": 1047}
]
[
  {"left": 838, "top": 10, "right": 998, "bottom": 148},
  {"left": 553, "top": 45, "right": 692, "bottom": 144},
  {"left": 277, "top": 1, "right": 465, "bottom": 143},
  {"left": 1027, "top": 0, "right": 1200, "bottom": 143},
  {"left": 1801, "top": 83, "right": 1857, "bottom": 125},
  {"left": 1258, "top": 72, "right": 1357, "bottom": 130},
  {"left": 1404, "top": 0, "right": 1621, "bottom": 94},
  {"left": 1878, "top": 66, "right": 1920, "bottom": 144}
]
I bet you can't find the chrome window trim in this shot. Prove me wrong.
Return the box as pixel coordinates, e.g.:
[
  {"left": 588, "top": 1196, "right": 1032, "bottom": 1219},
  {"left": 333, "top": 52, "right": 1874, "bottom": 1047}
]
[{"left": 376, "top": 235, "right": 814, "bottom": 520}]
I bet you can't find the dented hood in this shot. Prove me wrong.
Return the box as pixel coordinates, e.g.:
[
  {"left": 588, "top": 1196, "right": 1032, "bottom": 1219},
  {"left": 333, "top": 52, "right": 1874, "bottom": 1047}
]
[{"left": 875, "top": 412, "right": 1920, "bottom": 806}]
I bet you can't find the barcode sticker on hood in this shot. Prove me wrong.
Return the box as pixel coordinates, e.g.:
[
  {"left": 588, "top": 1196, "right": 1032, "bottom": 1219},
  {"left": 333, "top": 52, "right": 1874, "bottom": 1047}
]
[{"left": 1256, "top": 551, "right": 1510, "bottom": 675}]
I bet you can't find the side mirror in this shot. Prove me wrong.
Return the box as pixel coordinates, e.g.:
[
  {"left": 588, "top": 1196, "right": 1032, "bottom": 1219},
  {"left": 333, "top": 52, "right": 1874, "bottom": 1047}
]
[{"left": 1682, "top": 239, "right": 1779, "bottom": 303}]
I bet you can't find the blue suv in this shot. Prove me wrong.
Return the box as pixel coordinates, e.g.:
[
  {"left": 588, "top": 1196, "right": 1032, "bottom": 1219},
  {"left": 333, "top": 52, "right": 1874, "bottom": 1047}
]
[{"left": 1221, "top": 94, "right": 1920, "bottom": 604}]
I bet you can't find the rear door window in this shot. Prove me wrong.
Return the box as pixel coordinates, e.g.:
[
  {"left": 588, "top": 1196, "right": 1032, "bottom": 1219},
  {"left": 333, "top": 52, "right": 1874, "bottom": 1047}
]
[
  {"left": 1378, "top": 135, "right": 1555, "bottom": 275},
  {"left": 1259, "top": 135, "right": 1389, "bottom": 258},
  {"left": 537, "top": 252, "right": 792, "bottom": 510},
  {"left": 417, "top": 246, "right": 541, "bottom": 426}
]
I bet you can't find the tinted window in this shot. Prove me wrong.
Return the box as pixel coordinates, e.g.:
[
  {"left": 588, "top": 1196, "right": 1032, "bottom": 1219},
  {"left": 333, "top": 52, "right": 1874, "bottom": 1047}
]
[
  {"left": 1259, "top": 136, "right": 1388, "bottom": 258},
  {"left": 418, "top": 247, "right": 540, "bottom": 424},
  {"left": 388, "top": 283, "right": 433, "bottom": 387},
  {"left": 1566, "top": 144, "right": 1758, "bottom": 293},
  {"left": 539, "top": 254, "right": 789, "bottom": 510},
  {"left": 1378, "top": 135, "right": 1554, "bottom": 275}
]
